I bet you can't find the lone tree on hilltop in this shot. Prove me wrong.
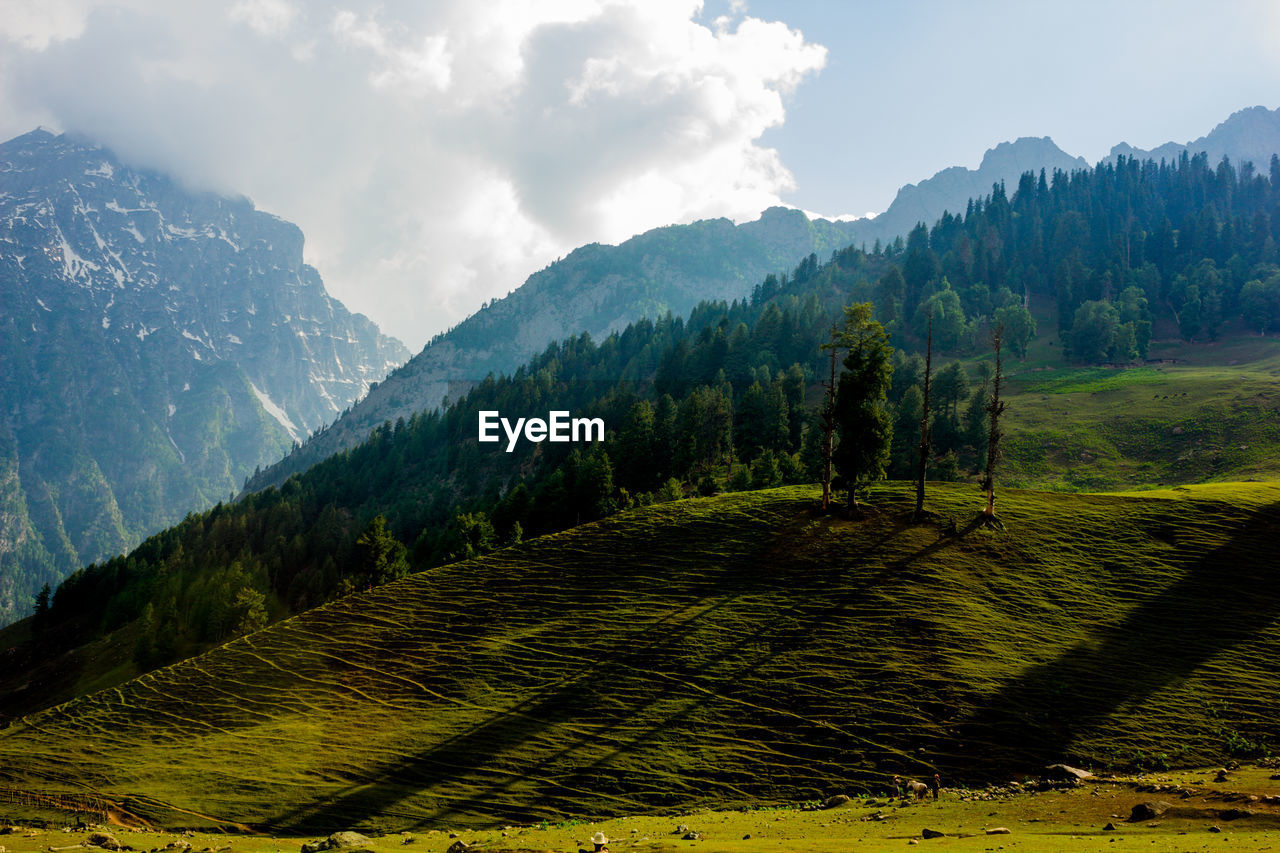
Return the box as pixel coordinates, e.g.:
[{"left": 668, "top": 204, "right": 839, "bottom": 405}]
[{"left": 831, "top": 303, "right": 894, "bottom": 512}]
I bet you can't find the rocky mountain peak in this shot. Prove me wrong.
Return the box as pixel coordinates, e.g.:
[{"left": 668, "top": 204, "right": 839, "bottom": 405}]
[
  {"left": 978, "top": 136, "right": 1081, "bottom": 172},
  {"left": 0, "top": 129, "right": 409, "bottom": 625}
]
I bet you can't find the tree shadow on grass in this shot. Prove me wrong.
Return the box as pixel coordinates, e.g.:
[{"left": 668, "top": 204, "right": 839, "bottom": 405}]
[
  {"left": 958, "top": 499, "right": 1280, "bottom": 774},
  {"left": 268, "top": 511, "right": 972, "bottom": 832}
]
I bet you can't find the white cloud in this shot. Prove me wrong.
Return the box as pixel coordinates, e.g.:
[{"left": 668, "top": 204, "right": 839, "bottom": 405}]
[
  {"left": 230, "top": 0, "right": 298, "bottom": 37},
  {"left": 331, "top": 10, "right": 453, "bottom": 93},
  {"left": 0, "top": 0, "right": 826, "bottom": 350},
  {"left": 0, "top": 0, "right": 93, "bottom": 50}
]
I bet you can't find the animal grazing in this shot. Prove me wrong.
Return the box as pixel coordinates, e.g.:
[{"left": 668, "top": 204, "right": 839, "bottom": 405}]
[{"left": 905, "top": 779, "right": 929, "bottom": 800}]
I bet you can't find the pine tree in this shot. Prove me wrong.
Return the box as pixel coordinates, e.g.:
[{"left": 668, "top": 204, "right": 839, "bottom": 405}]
[
  {"left": 33, "top": 582, "right": 52, "bottom": 634},
  {"left": 231, "top": 587, "right": 268, "bottom": 637},
  {"left": 750, "top": 450, "right": 783, "bottom": 489},
  {"left": 831, "top": 303, "right": 895, "bottom": 511},
  {"left": 616, "top": 401, "right": 656, "bottom": 491},
  {"left": 354, "top": 515, "right": 410, "bottom": 586},
  {"left": 782, "top": 363, "right": 806, "bottom": 449},
  {"left": 652, "top": 394, "right": 678, "bottom": 481},
  {"left": 933, "top": 362, "right": 969, "bottom": 421}
]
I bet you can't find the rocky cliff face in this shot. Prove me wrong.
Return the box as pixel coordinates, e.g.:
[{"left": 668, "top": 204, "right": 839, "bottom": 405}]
[
  {"left": 246, "top": 206, "right": 861, "bottom": 489},
  {"left": 0, "top": 129, "right": 408, "bottom": 624}
]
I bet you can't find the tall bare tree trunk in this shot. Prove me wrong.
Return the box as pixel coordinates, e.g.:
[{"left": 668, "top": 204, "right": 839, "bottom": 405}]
[
  {"left": 982, "top": 324, "right": 1007, "bottom": 520},
  {"left": 821, "top": 329, "right": 837, "bottom": 510},
  {"left": 915, "top": 313, "right": 933, "bottom": 518}
]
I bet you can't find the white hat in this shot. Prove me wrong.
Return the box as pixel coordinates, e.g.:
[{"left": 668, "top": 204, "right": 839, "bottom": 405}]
[{"left": 590, "top": 831, "right": 608, "bottom": 845}]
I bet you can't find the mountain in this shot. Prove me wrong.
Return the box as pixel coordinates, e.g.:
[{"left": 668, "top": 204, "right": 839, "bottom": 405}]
[
  {"left": 246, "top": 206, "right": 860, "bottom": 489},
  {"left": 856, "top": 106, "right": 1280, "bottom": 250},
  {"left": 1108, "top": 105, "right": 1280, "bottom": 171},
  {"left": 845, "top": 136, "right": 1090, "bottom": 247},
  {"left": 4, "top": 112, "right": 1280, "bottom": 833},
  {"left": 247, "top": 108, "right": 1280, "bottom": 493},
  {"left": 9, "top": 146, "right": 1280, "bottom": 721},
  {"left": 1, "top": 482, "right": 1277, "bottom": 831},
  {"left": 0, "top": 129, "right": 409, "bottom": 625}
]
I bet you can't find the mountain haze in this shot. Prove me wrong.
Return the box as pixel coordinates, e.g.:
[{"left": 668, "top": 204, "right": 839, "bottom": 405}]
[
  {"left": 247, "top": 206, "right": 861, "bottom": 489},
  {"left": 247, "top": 107, "right": 1280, "bottom": 493},
  {"left": 1108, "top": 105, "right": 1280, "bottom": 171},
  {"left": 0, "top": 129, "right": 408, "bottom": 624},
  {"left": 845, "top": 136, "right": 1089, "bottom": 246},
  {"left": 843, "top": 106, "right": 1280, "bottom": 249}
]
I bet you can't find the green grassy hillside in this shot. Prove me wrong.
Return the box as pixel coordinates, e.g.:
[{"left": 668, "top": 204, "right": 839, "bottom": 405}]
[
  {"left": 1001, "top": 335, "right": 1280, "bottom": 490},
  {"left": 1, "top": 482, "right": 1278, "bottom": 833},
  {"left": 4, "top": 337, "right": 1278, "bottom": 727}
]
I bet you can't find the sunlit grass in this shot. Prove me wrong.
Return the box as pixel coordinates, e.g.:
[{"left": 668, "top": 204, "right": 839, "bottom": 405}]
[{"left": 2, "top": 482, "right": 1278, "bottom": 835}]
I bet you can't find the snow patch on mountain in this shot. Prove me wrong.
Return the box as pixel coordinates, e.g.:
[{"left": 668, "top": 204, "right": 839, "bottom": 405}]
[
  {"left": 250, "top": 381, "right": 302, "bottom": 443},
  {"left": 53, "top": 224, "right": 99, "bottom": 279}
]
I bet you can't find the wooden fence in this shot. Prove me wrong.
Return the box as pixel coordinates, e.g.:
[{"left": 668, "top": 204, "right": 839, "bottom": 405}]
[{"left": 0, "top": 786, "right": 109, "bottom": 823}]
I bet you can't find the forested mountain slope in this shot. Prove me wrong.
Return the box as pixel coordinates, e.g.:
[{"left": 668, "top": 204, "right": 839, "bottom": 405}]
[
  {"left": 249, "top": 108, "right": 1280, "bottom": 494},
  {"left": 247, "top": 206, "right": 861, "bottom": 489},
  {"left": 0, "top": 130, "right": 408, "bottom": 625}
]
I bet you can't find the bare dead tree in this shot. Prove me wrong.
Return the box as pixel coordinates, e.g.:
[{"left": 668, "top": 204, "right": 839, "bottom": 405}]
[
  {"left": 915, "top": 312, "right": 933, "bottom": 519},
  {"left": 981, "top": 322, "right": 1007, "bottom": 524},
  {"left": 819, "top": 324, "right": 839, "bottom": 510}
]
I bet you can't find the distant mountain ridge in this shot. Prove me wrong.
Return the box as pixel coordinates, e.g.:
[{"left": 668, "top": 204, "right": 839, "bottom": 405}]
[
  {"left": 247, "top": 107, "right": 1280, "bottom": 493},
  {"left": 845, "top": 136, "right": 1090, "bottom": 246},
  {"left": 246, "top": 206, "right": 862, "bottom": 489},
  {"left": 846, "top": 106, "right": 1280, "bottom": 248},
  {"left": 0, "top": 129, "right": 408, "bottom": 624},
  {"left": 1107, "top": 105, "right": 1280, "bottom": 170}
]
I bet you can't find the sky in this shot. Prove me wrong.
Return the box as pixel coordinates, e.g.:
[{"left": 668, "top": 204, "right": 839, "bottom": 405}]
[{"left": 1, "top": 0, "right": 1278, "bottom": 350}]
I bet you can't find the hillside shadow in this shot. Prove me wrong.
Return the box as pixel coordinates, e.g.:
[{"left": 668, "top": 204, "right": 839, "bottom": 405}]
[
  {"left": 422, "top": 519, "right": 978, "bottom": 827},
  {"left": 0, "top": 617, "right": 99, "bottom": 723},
  {"left": 268, "top": 511, "right": 971, "bottom": 832},
  {"left": 960, "top": 499, "right": 1280, "bottom": 773}
]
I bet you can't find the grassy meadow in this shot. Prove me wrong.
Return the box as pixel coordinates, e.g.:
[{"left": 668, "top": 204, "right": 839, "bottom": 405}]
[
  {"left": 4, "top": 765, "right": 1280, "bottom": 853},
  {"left": 998, "top": 329, "right": 1280, "bottom": 490},
  {"left": 1, "top": 481, "right": 1278, "bottom": 836}
]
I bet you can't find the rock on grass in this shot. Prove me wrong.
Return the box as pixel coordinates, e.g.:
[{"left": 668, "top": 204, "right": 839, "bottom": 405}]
[{"left": 1129, "top": 801, "right": 1171, "bottom": 821}]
